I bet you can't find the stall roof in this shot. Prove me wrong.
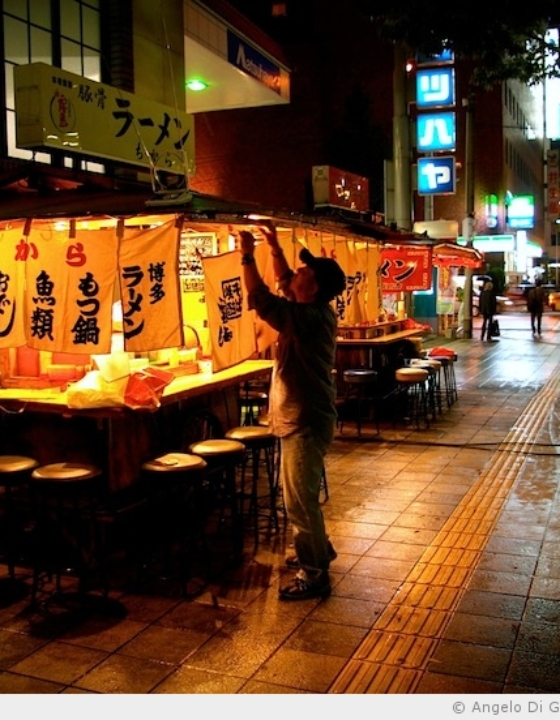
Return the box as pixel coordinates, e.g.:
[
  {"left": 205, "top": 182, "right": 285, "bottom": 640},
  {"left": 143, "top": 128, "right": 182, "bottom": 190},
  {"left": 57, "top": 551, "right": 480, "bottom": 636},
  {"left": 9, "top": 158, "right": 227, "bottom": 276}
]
[
  {"left": 0, "top": 162, "right": 266, "bottom": 222},
  {"left": 432, "top": 242, "right": 484, "bottom": 269},
  {"left": 0, "top": 161, "right": 435, "bottom": 246}
]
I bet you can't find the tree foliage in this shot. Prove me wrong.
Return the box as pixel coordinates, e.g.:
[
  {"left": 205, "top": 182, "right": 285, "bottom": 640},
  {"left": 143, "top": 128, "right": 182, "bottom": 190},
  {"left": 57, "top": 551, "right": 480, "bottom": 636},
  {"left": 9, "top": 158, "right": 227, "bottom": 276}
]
[{"left": 354, "top": 0, "right": 560, "bottom": 87}]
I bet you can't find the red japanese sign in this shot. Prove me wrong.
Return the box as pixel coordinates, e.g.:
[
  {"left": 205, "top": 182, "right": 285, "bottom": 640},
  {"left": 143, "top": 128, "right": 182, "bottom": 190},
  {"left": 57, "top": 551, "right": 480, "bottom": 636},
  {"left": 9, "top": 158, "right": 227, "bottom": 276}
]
[{"left": 380, "top": 247, "right": 432, "bottom": 292}]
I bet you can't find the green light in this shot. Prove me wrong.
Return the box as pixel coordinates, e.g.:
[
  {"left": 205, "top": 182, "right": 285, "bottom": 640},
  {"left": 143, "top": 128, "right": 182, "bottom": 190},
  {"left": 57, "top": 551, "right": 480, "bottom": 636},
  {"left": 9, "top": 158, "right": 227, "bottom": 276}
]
[{"left": 186, "top": 79, "right": 208, "bottom": 91}]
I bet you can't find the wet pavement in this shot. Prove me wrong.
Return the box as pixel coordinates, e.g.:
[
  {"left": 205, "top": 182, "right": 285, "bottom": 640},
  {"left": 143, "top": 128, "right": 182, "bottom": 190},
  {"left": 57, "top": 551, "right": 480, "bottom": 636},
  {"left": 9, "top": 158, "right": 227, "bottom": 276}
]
[{"left": 0, "top": 310, "right": 559, "bottom": 694}]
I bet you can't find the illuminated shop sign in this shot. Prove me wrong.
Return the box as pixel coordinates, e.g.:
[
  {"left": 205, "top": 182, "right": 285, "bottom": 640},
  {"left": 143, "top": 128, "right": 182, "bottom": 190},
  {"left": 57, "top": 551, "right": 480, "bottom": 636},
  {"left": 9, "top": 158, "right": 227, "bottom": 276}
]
[
  {"left": 417, "top": 156, "right": 456, "bottom": 195},
  {"left": 417, "top": 49, "right": 454, "bottom": 66},
  {"left": 14, "top": 63, "right": 195, "bottom": 174},
  {"left": 416, "top": 112, "right": 456, "bottom": 151},
  {"left": 380, "top": 247, "right": 433, "bottom": 291},
  {"left": 484, "top": 194, "right": 499, "bottom": 229},
  {"left": 506, "top": 195, "right": 535, "bottom": 229},
  {"left": 416, "top": 67, "right": 455, "bottom": 108},
  {"left": 227, "top": 30, "right": 282, "bottom": 95}
]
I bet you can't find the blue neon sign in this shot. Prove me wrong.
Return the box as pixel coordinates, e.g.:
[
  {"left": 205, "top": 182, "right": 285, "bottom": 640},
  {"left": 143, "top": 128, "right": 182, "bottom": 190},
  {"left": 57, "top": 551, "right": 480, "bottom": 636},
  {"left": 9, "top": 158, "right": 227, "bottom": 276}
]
[
  {"left": 417, "top": 112, "right": 456, "bottom": 152},
  {"left": 416, "top": 68, "right": 455, "bottom": 108},
  {"left": 417, "top": 49, "right": 454, "bottom": 66},
  {"left": 417, "top": 157, "right": 456, "bottom": 195}
]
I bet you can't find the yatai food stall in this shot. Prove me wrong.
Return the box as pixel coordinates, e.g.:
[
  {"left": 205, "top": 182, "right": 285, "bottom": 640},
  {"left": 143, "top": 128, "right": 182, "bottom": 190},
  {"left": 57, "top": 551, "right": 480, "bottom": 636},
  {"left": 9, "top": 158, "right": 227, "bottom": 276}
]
[{"left": 0, "top": 202, "right": 424, "bottom": 492}]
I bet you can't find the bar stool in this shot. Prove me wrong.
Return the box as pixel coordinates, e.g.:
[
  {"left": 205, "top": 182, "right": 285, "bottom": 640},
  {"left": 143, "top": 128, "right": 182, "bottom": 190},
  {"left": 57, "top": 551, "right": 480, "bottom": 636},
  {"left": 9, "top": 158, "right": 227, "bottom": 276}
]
[
  {"left": 0, "top": 455, "right": 38, "bottom": 585},
  {"left": 29, "top": 462, "right": 104, "bottom": 605},
  {"left": 188, "top": 438, "right": 246, "bottom": 562},
  {"left": 238, "top": 381, "right": 269, "bottom": 426},
  {"left": 140, "top": 452, "right": 208, "bottom": 596},
  {"left": 340, "top": 369, "right": 380, "bottom": 435},
  {"left": 224, "top": 425, "right": 278, "bottom": 552},
  {"left": 425, "top": 351, "right": 458, "bottom": 407},
  {"left": 411, "top": 358, "right": 443, "bottom": 419},
  {"left": 394, "top": 366, "right": 430, "bottom": 429}
]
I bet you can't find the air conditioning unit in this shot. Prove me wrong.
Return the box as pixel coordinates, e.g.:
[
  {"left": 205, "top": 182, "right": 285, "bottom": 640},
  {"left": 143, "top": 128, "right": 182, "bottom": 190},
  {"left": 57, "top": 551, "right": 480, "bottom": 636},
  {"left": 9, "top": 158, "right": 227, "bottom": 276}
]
[{"left": 312, "top": 165, "right": 370, "bottom": 212}]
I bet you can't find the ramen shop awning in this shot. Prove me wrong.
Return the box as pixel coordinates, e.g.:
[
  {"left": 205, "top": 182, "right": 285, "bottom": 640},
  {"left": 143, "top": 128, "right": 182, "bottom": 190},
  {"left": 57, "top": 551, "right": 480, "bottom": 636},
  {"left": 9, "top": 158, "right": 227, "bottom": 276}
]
[{"left": 432, "top": 243, "right": 484, "bottom": 269}]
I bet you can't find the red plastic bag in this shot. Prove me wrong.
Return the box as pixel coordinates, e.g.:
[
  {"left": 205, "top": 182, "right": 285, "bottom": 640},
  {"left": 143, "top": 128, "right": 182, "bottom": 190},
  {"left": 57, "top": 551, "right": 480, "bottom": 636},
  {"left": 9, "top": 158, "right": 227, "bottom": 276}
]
[
  {"left": 124, "top": 366, "right": 174, "bottom": 410},
  {"left": 403, "top": 318, "right": 431, "bottom": 331},
  {"left": 428, "top": 346, "right": 456, "bottom": 357}
]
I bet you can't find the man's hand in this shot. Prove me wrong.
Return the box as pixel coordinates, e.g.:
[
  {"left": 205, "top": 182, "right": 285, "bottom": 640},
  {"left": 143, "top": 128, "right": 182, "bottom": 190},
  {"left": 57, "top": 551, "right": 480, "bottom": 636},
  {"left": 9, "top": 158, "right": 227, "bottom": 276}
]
[
  {"left": 239, "top": 230, "right": 256, "bottom": 255},
  {"left": 260, "top": 224, "right": 281, "bottom": 252}
]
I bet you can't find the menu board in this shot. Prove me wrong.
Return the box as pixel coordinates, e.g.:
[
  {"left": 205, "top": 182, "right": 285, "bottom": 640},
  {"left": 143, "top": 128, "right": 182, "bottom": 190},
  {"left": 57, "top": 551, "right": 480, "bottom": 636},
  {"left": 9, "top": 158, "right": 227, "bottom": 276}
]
[{"left": 179, "top": 232, "right": 216, "bottom": 292}]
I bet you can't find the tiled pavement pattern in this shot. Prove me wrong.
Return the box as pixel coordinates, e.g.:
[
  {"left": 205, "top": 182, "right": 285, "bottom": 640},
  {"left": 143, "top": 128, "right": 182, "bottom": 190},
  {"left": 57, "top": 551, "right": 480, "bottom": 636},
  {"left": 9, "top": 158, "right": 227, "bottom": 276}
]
[{"left": 0, "top": 311, "right": 559, "bottom": 694}]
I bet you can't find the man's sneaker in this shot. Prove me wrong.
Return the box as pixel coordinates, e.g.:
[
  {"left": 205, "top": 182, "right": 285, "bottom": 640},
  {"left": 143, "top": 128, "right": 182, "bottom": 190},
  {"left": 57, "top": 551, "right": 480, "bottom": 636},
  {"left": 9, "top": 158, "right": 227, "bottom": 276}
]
[
  {"left": 278, "top": 575, "right": 331, "bottom": 601},
  {"left": 285, "top": 541, "right": 337, "bottom": 569}
]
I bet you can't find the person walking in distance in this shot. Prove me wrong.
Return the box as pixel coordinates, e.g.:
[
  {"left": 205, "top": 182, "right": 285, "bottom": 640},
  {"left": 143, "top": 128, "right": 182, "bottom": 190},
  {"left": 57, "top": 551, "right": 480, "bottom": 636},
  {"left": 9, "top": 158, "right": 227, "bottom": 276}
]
[
  {"left": 480, "top": 281, "right": 497, "bottom": 341},
  {"left": 239, "top": 225, "right": 345, "bottom": 600},
  {"left": 527, "top": 277, "right": 546, "bottom": 336}
]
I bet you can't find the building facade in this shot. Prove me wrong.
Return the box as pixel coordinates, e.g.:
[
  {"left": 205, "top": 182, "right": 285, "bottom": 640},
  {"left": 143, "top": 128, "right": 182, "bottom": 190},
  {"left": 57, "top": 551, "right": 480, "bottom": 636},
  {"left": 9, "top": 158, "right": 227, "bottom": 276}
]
[{"left": 0, "top": 0, "right": 551, "bottom": 287}]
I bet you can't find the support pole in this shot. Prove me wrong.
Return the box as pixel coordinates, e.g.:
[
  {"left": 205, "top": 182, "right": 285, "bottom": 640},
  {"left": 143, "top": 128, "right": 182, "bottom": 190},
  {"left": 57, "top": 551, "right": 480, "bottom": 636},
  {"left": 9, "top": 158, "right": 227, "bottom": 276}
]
[
  {"left": 462, "top": 94, "right": 475, "bottom": 339},
  {"left": 393, "top": 43, "right": 412, "bottom": 231}
]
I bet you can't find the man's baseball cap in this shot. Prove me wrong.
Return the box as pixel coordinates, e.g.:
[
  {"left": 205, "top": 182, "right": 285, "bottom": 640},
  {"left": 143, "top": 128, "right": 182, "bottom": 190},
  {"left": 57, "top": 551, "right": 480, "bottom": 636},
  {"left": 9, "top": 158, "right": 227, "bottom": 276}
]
[{"left": 299, "top": 248, "right": 346, "bottom": 302}]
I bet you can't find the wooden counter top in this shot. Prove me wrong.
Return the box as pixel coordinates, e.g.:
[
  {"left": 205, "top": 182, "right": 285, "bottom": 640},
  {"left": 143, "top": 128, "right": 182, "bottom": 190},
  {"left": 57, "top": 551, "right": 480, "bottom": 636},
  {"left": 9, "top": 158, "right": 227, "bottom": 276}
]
[
  {"left": 0, "top": 359, "right": 273, "bottom": 416},
  {"left": 160, "top": 359, "right": 273, "bottom": 405},
  {"left": 336, "top": 328, "right": 425, "bottom": 346}
]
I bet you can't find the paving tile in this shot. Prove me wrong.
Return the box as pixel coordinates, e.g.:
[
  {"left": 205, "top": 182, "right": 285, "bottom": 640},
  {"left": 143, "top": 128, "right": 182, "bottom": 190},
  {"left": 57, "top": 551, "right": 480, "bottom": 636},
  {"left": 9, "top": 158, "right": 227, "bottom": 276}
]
[
  {"left": 529, "top": 577, "right": 560, "bottom": 600},
  {"left": 515, "top": 621, "right": 560, "bottom": 655},
  {"left": 329, "top": 520, "right": 386, "bottom": 539},
  {"left": 478, "top": 551, "right": 538, "bottom": 575},
  {"left": 9, "top": 641, "right": 108, "bottom": 685},
  {"left": 507, "top": 651, "right": 560, "bottom": 692},
  {"left": 416, "top": 672, "right": 504, "bottom": 694},
  {"left": 59, "top": 616, "right": 146, "bottom": 652},
  {"left": 349, "top": 555, "right": 418, "bottom": 581},
  {"left": 118, "top": 593, "right": 181, "bottom": 623},
  {"left": 426, "top": 640, "right": 511, "bottom": 682},
  {"left": 0, "top": 628, "right": 48, "bottom": 669},
  {"left": 456, "top": 589, "right": 526, "bottom": 620},
  {"left": 393, "top": 512, "right": 450, "bottom": 531},
  {"left": 0, "top": 670, "right": 63, "bottom": 693},
  {"left": 253, "top": 647, "right": 346, "bottom": 693},
  {"left": 152, "top": 665, "right": 246, "bottom": 693},
  {"left": 329, "top": 658, "right": 420, "bottom": 693},
  {"left": 183, "top": 635, "right": 284, "bottom": 678},
  {"left": 467, "top": 569, "right": 534, "bottom": 596},
  {"left": 239, "top": 679, "right": 310, "bottom": 693},
  {"left": 74, "top": 653, "right": 175, "bottom": 693},
  {"left": 118, "top": 624, "right": 210, "bottom": 664},
  {"left": 309, "top": 595, "right": 383, "bottom": 628},
  {"left": 284, "top": 619, "right": 368, "bottom": 657},
  {"left": 155, "top": 599, "right": 241, "bottom": 634},
  {"left": 534, "top": 555, "right": 560, "bottom": 578},
  {"left": 365, "top": 540, "right": 426, "bottom": 563},
  {"left": 523, "top": 597, "right": 560, "bottom": 624},
  {"left": 377, "top": 526, "right": 440, "bottom": 546},
  {"left": 442, "top": 612, "right": 519, "bottom": 648},
  {"left": 333, "top": 574, "right": 400, "bottom": 603}
]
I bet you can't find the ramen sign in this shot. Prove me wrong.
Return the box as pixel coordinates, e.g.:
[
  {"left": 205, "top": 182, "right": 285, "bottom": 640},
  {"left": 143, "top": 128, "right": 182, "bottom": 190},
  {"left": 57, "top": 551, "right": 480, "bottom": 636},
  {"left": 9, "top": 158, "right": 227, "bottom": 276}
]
[{"left": 380, "top": 247, "right": 432, "bottom": 292}]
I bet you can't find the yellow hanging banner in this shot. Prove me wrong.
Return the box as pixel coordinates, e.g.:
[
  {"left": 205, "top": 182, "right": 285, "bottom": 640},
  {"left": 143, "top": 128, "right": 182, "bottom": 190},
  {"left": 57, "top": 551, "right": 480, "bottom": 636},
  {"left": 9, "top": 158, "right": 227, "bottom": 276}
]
[
  {"left": 24, "top": 227, "right": 117, "bottom": 354},
  {"left": 0, "top": 227, "right": 27, "bottom": 349},
  {"left": 202, "top": 251, "right": 257, "bottom": 372},
  {"left": 118, "top": 221, "right": 183, "bottom": 352}
]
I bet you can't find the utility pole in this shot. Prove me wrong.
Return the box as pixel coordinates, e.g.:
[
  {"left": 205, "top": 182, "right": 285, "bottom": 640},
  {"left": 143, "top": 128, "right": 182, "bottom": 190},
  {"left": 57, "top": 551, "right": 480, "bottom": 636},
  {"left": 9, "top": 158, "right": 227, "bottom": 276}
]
[
  {"left": 393, "top": 43, "right": 412, "bottom": 231},
  {"left": 462, "top": 94, "right": 476, "bottom": 339}
]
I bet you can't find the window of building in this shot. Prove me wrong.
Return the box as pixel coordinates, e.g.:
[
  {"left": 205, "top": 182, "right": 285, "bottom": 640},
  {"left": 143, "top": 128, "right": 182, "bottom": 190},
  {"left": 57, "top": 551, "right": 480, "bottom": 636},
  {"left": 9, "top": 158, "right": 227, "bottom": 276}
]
[{"left": 2, "top": 0, "right": 101, "bottom": 167}]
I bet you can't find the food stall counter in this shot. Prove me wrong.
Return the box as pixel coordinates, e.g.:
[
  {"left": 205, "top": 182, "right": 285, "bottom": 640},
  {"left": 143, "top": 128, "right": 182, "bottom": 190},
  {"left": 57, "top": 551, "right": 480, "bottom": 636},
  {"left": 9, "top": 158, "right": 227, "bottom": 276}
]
[{"left": 0, "top": 359, "right": 273, "bottom": 493}]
